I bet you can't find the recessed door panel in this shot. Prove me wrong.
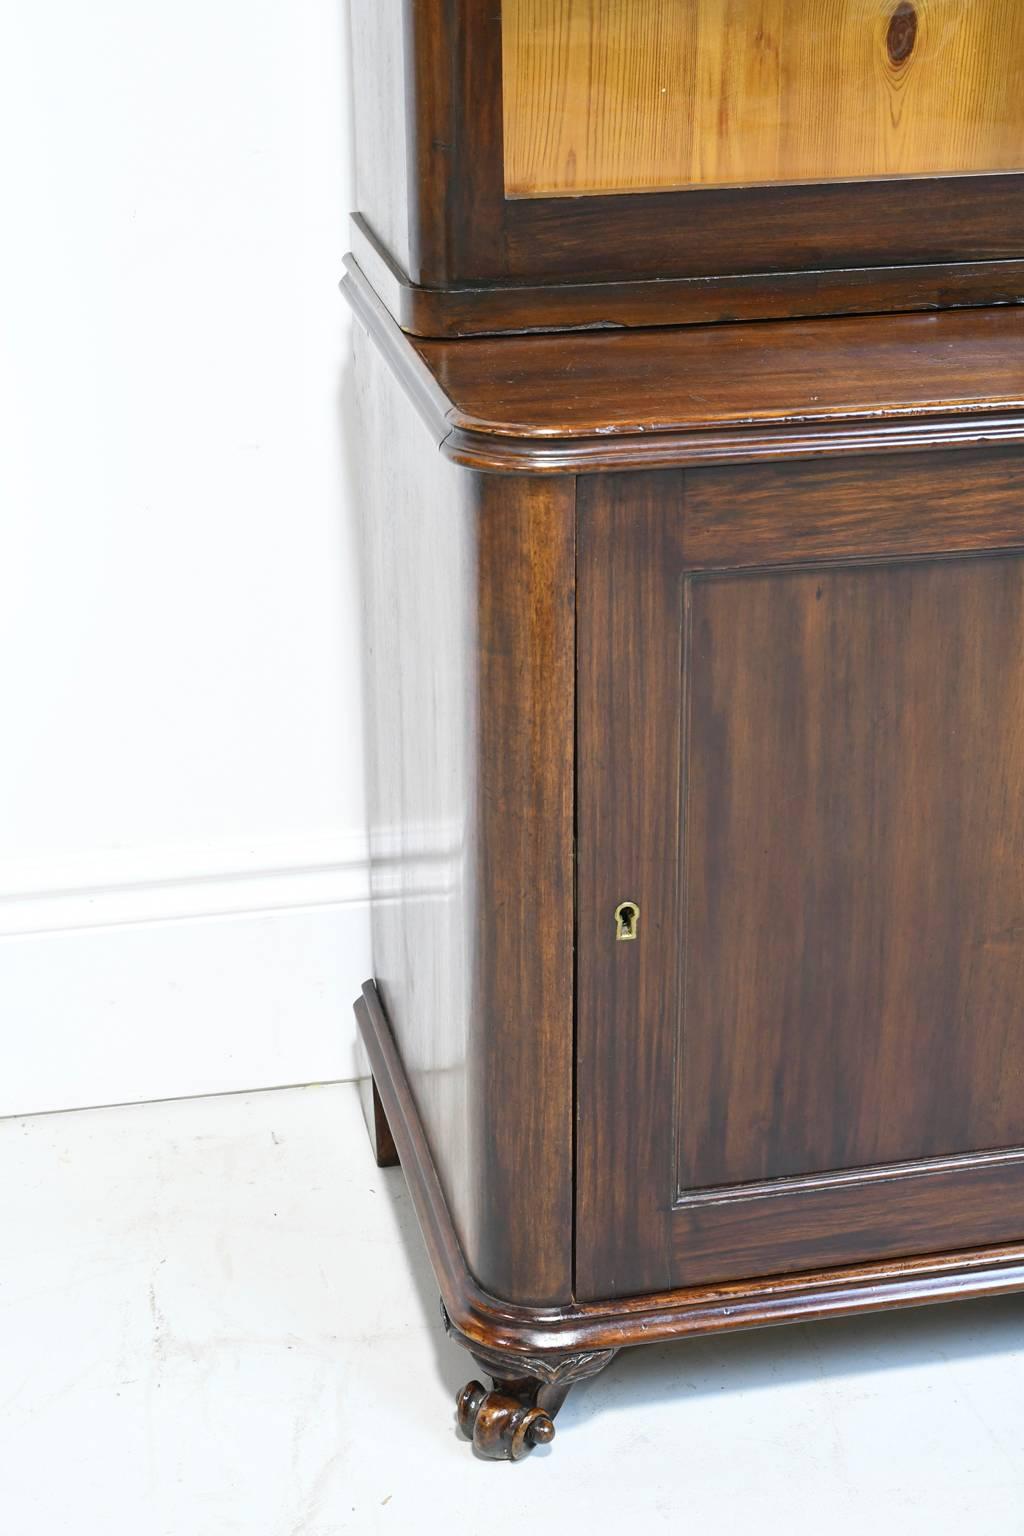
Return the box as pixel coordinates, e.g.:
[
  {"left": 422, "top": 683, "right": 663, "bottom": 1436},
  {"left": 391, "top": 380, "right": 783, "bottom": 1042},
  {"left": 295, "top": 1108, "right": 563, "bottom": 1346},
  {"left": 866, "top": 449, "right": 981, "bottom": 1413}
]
[
  {"left": 681, "top": 559, "right": 1024, "bottom": 1193},
  {"left": 576, "top": 461, "right": 1024, "bottom": 1299}
]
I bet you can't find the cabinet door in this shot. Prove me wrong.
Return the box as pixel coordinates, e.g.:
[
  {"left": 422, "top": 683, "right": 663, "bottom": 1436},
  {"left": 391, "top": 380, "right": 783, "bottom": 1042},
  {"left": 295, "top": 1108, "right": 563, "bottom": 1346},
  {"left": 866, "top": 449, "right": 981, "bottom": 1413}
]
[{"left": 576, "top": 454, "right": 1024, "bottom": 1300}]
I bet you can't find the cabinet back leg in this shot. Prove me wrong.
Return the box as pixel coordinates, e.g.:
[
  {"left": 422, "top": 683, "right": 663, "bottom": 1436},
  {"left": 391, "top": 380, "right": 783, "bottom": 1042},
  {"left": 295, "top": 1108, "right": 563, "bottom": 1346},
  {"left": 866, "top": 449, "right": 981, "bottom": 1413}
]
[
  {"left": 355, "top": 1015, "right": 400, "bottom": 1167},
  {"left": 365, "top": 1075, "right": 400, "bottom": 1167}
]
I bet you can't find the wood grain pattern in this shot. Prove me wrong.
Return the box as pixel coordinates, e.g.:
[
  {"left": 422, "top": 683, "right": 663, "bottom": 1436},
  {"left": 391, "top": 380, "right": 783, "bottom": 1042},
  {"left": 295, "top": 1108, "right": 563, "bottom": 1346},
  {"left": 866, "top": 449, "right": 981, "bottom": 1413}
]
[
  {"left": 576, "top": 473, "right": 683, "bottom": 1298},
  {"left": 681, "top": 555, "right": 1024, "bottom": 1190},
  {"left": 577, "top": 468, "right": 1024, "bottom": 1298},
  {"left": 352, "top": 316, "right": 576, "bottom": 1306},
  {"left": 472, "top": 470, "right": 577, "bottom": 1304},
  {"left": 682, "top": 448, "right": 1024, "bottom": 569},
  {"left": 499, "top": 169, "right": 1024, "bottom": 282},
  {"left": 344, "top": 258, "right": 1024, "bottom": 475},
  {"left": 414, "top": 305, "right": 1024, "bottom": 444},
  {"left": 348, "top": 222, "right": 1024, "bottom": 339},
  {"left": 503, "top": 0, "right": 1024, "bottom": 197},
  {"left": 358, "top": 977, "right": 1024, "bottom": 1355}
]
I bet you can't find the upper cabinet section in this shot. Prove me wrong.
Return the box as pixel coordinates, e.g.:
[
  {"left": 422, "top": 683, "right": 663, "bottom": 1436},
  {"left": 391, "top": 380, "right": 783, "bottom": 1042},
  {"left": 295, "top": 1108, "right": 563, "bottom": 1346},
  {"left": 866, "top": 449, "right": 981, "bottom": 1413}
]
[
  {"left": 349, "top": 0, "right": 1024, "bottom": 336},
  {"left": 502, "top": 0, "right": 1024, "bottom": 197}
]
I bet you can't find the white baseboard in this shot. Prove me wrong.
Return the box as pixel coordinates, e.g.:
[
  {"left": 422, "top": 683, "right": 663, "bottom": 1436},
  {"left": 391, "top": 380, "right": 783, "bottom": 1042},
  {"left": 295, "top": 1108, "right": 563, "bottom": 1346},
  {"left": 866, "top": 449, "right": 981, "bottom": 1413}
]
[
  {"left": 0, "top": 831, "right": 371, "bottom": 937},
  {"left": 0, "top": 833, "right": 373, "bottom": 1118}
]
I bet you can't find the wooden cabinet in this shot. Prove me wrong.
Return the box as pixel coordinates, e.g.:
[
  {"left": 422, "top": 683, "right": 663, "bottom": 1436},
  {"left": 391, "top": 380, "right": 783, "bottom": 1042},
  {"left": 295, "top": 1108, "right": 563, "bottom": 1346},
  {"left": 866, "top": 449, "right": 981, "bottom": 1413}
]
[
  {"left": 350, "top": 0, "right": 1024, "bottom": 335},
  {"left": 347, "top": 2, "right": 1024, "bottom": 1462}
]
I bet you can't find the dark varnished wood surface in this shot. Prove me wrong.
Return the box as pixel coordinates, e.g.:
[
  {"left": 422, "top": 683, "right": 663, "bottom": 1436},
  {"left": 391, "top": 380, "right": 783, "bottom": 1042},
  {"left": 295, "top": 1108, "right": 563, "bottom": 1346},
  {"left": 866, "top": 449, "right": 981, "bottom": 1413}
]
[
  {"left": 682, "top": 555, "right": 1024, "bottom": 1188},
  {"left": 471, "top": 469, "right": 576, "bottom": 1303},
  {"left": 575, "top": 473, "right": 681, "bottom": 1298},
  {"left": 348, "top": 244, "right": 1024, "bottom": 1430},
  {"left": 358, "top": 980, "right": 1024, "bottom": 1360},
  {"left": 577, "top": 469, "right": 1024, "bottom": 1297},
  {"left": 683, "top": 448, "right": 1024, "bottom": 569},
  {"left": 350, "top": 214, "right": 1024, "bottom": 339},
  {"left": 352, "top": 318, "right": 575, "bottom": 1306},
  {"left": 344, "top": 260, "right": 1024, "bottom": 473},
  {"left": 414, "top": 305, "right": 1024, "bottom": 441}
]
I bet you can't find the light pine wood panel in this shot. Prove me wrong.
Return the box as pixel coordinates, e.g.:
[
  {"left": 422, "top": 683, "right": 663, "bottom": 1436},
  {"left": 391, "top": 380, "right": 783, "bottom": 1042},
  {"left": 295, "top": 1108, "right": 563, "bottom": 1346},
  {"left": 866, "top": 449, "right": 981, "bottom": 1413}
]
[{"left": 502, "top": 0, "right": 1024, "bottom": 196}]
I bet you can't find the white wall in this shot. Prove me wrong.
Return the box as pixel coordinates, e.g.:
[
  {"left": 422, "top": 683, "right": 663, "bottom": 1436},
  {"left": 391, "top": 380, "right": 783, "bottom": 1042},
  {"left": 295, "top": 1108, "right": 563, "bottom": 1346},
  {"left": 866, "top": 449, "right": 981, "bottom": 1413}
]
[{"left": 0, "top": 0, "right": 371, "bottom": 1115}]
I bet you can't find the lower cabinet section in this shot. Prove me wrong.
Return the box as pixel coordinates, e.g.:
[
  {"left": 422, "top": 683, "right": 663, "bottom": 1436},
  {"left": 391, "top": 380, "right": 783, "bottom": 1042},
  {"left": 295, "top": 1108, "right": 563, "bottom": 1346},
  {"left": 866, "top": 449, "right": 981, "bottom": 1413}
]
[{"left": 350, "top": 273, "right": 1024, "bottom": 1457}]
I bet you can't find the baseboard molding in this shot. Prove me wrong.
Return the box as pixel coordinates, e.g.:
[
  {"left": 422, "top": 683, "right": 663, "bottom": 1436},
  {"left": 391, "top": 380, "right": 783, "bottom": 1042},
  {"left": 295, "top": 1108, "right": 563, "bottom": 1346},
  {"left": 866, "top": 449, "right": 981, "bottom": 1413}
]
[
  {"left": 0, "top": 900, "right": 372, "bottom": 1119},
  {"left": 0, "top": 830, "right": 372, "bottom": 938},
  {"left": 0, "top": 831, "right": 375, "bottom": 1118}
]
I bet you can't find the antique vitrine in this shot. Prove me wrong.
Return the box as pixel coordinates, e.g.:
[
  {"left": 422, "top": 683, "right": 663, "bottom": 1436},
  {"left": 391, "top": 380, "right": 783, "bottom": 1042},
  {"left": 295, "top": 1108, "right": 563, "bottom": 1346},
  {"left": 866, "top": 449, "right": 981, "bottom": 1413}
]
[{"left": 348, "top": 0, "right": 1024, "bottom": 1460}]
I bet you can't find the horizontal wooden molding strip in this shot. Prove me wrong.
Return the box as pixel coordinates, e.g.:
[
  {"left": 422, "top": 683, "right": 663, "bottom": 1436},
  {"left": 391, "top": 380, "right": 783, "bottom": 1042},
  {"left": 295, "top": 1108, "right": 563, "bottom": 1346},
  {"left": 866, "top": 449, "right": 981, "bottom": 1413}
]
[
  {"left": 442, "top": 414, "right": 1024, "bottom": 476},
  {"left": 349, "top": 218, "right": 1024, "bottom": 340},
  {"left": 343, "top": 260, "right": 1024, "bottom": 475},
  {"left": 682, "top": 448, "right": 1024, "bottom": 569}
]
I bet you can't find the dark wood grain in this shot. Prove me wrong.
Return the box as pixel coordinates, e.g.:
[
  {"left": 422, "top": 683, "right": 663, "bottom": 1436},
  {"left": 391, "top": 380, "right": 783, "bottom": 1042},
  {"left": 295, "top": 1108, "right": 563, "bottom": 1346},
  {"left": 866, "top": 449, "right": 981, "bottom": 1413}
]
[
  {"left": 575, "top": 473, "right": 685, "bottom": 1299},
  {"left": 577, "top": 472, "right": 1024, "bottom": 1298},
  {"left": 471, "top": 469, "right": 576, "bottom": 1304},
  {"left": 344, "top": 259, "right": 1024, "bottom": 474},
  {"left": 500, "top": 171, "right": 1024, "bottom": 284},
  {"left": 683, "top": 449, "right": 1024, "bottom": 570},
  {"left": 667, "top": 1155, "right": 1024, "bottom": 1287},
  {"left": 356, "top": 1071, "right": 400, "bottom": 1169},
  {"left": 414, "top": 306, "right": 1024, "bottom": 443},
  {"left": 357, "top": 980, "right": 1024, "bottom": 1355},
  {"left": 405, "top": 0, "right": 458, "bottom": 285},
  {"left": 346, "top": 12, "right": 1024, "bottom": 1435},
  {"left": 682, "top": 557, "right": 1024, "bottom": 1188},
  {"left": 349, "top": 217, "right": 1024, "bottom": 337},
  {"left": 352, "top": 314, "right": 575, "bottom": 1306}
]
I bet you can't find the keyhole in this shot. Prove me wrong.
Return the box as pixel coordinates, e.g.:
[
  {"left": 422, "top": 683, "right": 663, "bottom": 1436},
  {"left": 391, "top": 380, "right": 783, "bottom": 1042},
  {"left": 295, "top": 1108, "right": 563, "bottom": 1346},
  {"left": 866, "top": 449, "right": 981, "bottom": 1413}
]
[{"left": 615, "top": 901, "right": 639, "bottom": 942}]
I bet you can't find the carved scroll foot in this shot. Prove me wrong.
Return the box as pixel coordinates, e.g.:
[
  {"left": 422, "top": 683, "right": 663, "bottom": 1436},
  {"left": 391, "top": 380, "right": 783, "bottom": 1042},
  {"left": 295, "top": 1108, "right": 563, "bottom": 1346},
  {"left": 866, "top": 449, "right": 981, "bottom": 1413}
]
[
  {"left": 456, "top": 1379, "right": 557, "bottom": 1461},
  {"left": 445, "top": 1307, "right": 617, "bottom": 1460}
]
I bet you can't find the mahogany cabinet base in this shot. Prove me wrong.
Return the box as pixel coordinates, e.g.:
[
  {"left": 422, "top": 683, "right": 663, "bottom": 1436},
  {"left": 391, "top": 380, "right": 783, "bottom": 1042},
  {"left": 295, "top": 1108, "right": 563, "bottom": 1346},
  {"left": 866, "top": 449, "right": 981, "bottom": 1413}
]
[{"left": 355, "top": 978, "right": 1024, "bottom": 1459}]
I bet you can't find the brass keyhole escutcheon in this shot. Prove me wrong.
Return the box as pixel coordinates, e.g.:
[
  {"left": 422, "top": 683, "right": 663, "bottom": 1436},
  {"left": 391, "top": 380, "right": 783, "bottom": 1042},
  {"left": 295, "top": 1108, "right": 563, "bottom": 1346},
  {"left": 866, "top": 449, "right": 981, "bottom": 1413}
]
[{"left": 615, "top": 901, "right": 640, "bottom": 942}]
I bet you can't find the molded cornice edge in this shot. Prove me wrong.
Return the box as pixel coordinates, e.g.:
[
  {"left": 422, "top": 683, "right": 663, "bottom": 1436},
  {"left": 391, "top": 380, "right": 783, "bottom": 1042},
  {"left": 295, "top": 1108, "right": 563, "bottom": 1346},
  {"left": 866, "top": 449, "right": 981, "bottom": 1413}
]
[{"left": 343, "top": 258, "right": 1024, "bottom": 475}]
